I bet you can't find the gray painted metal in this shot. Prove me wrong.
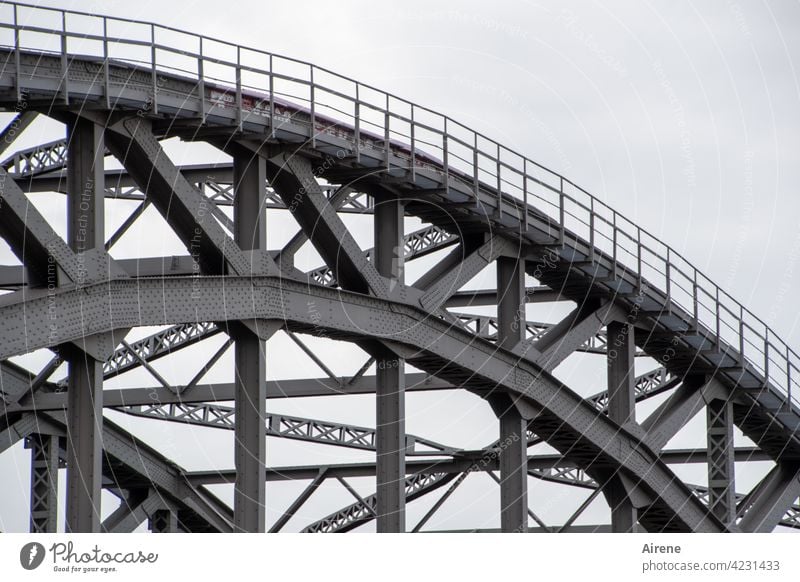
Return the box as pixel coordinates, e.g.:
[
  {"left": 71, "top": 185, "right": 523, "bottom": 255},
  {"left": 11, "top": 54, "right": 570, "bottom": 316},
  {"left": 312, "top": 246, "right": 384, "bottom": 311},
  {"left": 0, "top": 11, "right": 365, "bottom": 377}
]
[
  {"left": 116, "top": 403, "right": 458, "bottom": 456},
  {"left": 0, "top": 274, "right": 725, "bottom": 532},
  {"left": 231, "top": 153, "right": 269, "bottom": 533},
  {"left": 0, "top": 3, "right": 797, "bottom": 534},
  {"left": 374, "top": 198, "right": 407, "bottom": 532},
  {"left": 28, "top": 434, "right": 59, "bottom": 533},
  {"left": 494, "top": 256, "right": 529, "bottom": 533},
  {"left": 738, "top": 463, "right": 800, "bottom": 532},
  {"left": 706, "top": 398, "right": 736, "bottom": 525},
  {"left": 64, "top": 117, "right": 105, "bottom": 534},
  {"left": 606, "top": 320, "right": 638, "bottom": 532}
]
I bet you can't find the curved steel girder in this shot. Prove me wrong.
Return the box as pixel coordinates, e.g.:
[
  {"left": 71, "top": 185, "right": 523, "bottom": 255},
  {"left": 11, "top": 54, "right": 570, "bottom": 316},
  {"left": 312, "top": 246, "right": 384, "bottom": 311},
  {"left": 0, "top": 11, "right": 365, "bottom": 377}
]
[
  {"left": 0, "top": 41, "right": 758, "bottom": 532},
  {"left": 0, "top": 275, "right": 725, "bottom": 532},
  {"left": 1, "top": 39, "right": 798, "bottom": 464}
]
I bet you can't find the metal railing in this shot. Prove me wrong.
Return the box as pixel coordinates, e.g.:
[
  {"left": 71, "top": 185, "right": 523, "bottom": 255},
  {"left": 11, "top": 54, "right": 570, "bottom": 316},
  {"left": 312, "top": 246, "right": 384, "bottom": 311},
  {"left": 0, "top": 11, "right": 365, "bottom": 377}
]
[{"left": 0, "top": 1, "right": 797, "bottom": 411}]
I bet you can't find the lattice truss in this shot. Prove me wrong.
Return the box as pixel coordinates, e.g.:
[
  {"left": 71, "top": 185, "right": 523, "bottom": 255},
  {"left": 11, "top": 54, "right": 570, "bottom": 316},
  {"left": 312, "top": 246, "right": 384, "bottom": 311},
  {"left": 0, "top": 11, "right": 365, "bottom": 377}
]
[{"left": 0, "top": 3, "right": 799, "bottom": 534}]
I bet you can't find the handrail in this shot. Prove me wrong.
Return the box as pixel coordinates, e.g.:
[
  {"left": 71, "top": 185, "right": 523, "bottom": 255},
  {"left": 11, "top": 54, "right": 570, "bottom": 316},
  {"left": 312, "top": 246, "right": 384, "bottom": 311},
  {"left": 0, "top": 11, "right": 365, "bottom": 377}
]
[{"left": 0, "top": 1, "right": 797, "bottom": 410}]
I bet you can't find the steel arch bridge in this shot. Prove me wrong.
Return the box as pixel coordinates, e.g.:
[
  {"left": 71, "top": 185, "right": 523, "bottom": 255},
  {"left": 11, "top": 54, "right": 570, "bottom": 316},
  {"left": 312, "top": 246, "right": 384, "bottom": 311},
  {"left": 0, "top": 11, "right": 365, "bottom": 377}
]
[{"left": 0, "top": 2, "right": 798, "bottom": 534}]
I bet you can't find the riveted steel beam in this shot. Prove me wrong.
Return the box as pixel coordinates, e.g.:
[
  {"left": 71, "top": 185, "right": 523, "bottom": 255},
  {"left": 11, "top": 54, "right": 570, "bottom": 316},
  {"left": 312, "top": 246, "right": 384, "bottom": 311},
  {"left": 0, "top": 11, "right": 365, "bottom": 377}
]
[
  {"left": 0, "top": 273, "right": 726, "bottom": 532},
  {"left": 738, "top": 462, "right": 800, "bottom": 532},
  {"left": 605, "top": 320, "right": 637, "bottom": 532},
  {"left": 374, "top": 197, "right": 406, "bottom": 532},
  {"left": 104, "top": 118, "right": 274, "bottom": 277},
  {"left": 640, "top": 375, "right": 718, "bottom": 453},
  {"left": 264, "top": 152, "right": 387, "bottom": 296},
  {"left": 103, "top": 492, "right": 170, "bottom": 533},
  {"left": 419, "top": 236, "right": 516, "bottom": 312},
  {"left": 64, "top": 117, "right": 105, "bottom": 534},
  {"left": 494, "top": 255, "right": 529, "bottom": 533},
  {"left": 231, "top": 150, "right": 269, "bottom": 533}
]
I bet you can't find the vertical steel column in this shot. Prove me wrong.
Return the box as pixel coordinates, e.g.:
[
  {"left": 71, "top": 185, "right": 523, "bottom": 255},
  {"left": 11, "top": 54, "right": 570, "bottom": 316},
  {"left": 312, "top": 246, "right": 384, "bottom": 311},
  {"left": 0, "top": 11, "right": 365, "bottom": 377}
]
[
  {"left": 706, "top": 398, "right": 736, "bottom": 525},
  {"left": 232, "top": 153, "right": 267, "bottom": 532},
  {"left": 29, "top": 434, "right": 59, "bottom": 533},
  {"left": 496, "top": 256, "right": 528, "bottom": 533},
  {"left": 65, "top": 118, "right": 104, "bottom": 533},
  {"left": 606, "top": 320, "right": 637, "bottom": 532},
  {"left": 374, "top": 198, "right": 406, "bottom": 532}
]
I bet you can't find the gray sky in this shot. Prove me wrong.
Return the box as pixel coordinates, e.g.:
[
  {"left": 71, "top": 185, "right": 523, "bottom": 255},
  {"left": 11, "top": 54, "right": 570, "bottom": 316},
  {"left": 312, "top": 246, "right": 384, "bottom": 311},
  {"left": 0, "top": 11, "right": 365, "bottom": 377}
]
[{"left": 0, "top": 0, "right": 798, "bottom": 532}]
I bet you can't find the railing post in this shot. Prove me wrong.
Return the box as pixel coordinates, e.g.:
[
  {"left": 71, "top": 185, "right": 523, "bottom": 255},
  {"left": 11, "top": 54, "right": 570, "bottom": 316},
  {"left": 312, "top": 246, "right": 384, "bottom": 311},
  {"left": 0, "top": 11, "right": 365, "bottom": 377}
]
[
  {"left": 102, "top": 17, "right": 110, "bottom": 109},
  {"left": 738, "top": 306, "right": 745, "bottom": 366},
  {"left": 715, "top": 287, "right": 721, "bottom": 348},
  {"left": 558, "top": 176, "right": 565, "bottom": 246},
  {"left": 310, "top": 66, "right": 316, "bottom": 148},
  {"left": 385, "top": 94, "right": 391, "bottom": 173},
  {"left": 786, "top": 345, "right": 792, "bottom": 410},
  {"left": 495, "top": 143, "right": 502, "bottom": 218},
  {"left": 235, "top": 46, "right": 243, "bottom": 132},
  {"left": 523, "top": 158, "right": 529, "bottom": 232},
  {"left": 764, "top": 329, "right": 770, "bottom": 382},
  {"left": 472, "top": 133, "right": 479, "bottom": 207},
  {"left": 198, "top": 37, "right": 205, "bottom": 120},
  {"left": 354, "top": 84, "right": 360, "bottom": 163},
  {"left": 636, "top": 228, "right": 642, "bottom": 292},
  {"left": 14, "top": 4, "right": 21, "bottom": 103},
  {"left": 665, "top": 248, "right": 671, "bottom": 302},
  {"left": 611, "top": 213, "right": 618, "bottom": 280},
  {"left": 61, "top": 10, "right": 69, "bottom": 104},
  {"left": 442, "top": 118, "right": 449, "bottom": 191},
  {"left": 150, "top": 24, "right": 158, "bottom": 115},
  {"left": 588, "top": 197, "right": 595, "bottom": 262},
  {"left": 269, "top": 54, "right": 275, "bottom": 138},
  {"left": 410, "top": 105, "right": 416, "bottom": 182}
]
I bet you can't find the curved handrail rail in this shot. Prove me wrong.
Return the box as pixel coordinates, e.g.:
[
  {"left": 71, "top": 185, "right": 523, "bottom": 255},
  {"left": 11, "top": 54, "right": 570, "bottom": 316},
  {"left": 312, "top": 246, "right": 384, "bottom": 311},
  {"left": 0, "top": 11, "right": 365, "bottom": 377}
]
[{"left": 0, "top": 1, "right": 796, "bottom": 409}]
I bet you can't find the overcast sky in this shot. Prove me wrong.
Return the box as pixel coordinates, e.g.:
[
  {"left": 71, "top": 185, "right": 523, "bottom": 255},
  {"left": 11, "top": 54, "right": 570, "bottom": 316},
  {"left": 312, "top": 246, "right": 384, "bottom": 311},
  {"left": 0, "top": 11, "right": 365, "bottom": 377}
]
[{"left": 0, "top": 0, "right": 798, "bottom": 533}]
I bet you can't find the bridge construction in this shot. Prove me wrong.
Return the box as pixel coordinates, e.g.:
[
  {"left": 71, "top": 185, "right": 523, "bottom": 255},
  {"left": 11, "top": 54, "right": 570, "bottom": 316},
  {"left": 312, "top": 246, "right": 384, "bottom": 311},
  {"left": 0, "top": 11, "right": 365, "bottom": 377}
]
[{"left": 0, "top": 2, "right": 798, "bottom": 534}]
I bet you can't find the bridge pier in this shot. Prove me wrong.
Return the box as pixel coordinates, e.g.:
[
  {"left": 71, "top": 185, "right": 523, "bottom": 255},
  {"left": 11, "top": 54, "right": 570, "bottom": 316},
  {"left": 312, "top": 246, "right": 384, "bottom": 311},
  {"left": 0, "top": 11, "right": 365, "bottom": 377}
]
[
  {"left": 374, "top": 198, "right": 406, "bottom": 533},
  {"left": 495, "top": 256, "right": 529, "bottom": 533},
  {"left": 65, "top": 118, "right": 105, "bottom": 533},
  {"left": 232, "top": 153, "right": 267, "bottom": 532},
  {"left": 606, "top": 320, "right": 637, "bottom": 532}
]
